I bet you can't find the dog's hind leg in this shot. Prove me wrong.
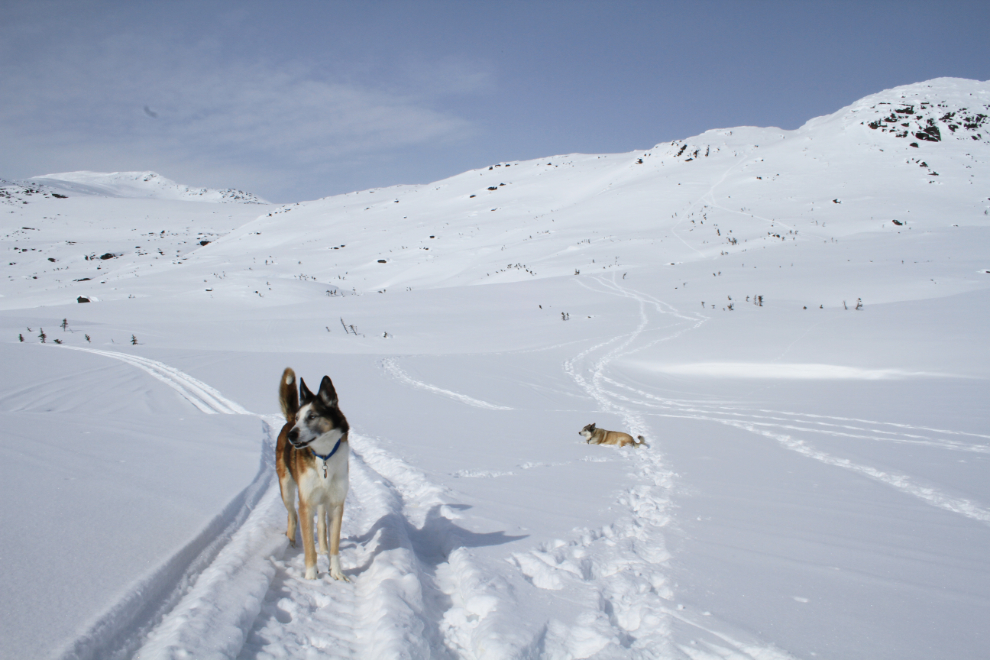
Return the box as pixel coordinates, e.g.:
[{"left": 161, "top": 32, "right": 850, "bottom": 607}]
[
  {"left": 328, "top": 503, "right": 349, "bottom": 581},
  {"left": 298, "top": 497, "right": 318, "bottom": 579},
  {"left": 279, "top": 475, "right": 299, "bottom": 547}
]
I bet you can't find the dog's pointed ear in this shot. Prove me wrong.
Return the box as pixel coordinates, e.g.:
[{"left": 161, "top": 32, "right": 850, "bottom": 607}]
[
  {"left": 318, "top": 376, "right": 338, "bottom": 407},
  {"left": 299, "top": 377, "right": 315, "bottom": 405}
]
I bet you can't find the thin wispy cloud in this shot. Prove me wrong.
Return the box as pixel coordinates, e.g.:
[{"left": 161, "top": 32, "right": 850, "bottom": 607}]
[{"left": 0, "top": 28, "right": 483, "bottom": 200}]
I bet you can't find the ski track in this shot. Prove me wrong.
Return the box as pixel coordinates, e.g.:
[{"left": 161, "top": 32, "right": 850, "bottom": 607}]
[
  {"left": 514, "top": 272, "right": 989, "bottom": 657},
  {"left": 381, "top": 357, "right": 513, "bottom": 411},
  {"left": 598, "top": 377, "right": 990, "bottom": 525},
  {"left": 62, "top": 346, "right": 516, "bottom": 659},
  {"left": 57, "top": 345, "right": 250, "bottom": 415},
  {"left": 509, "top": 274, "right": 800, "bottom": 659},
  {"left": 561, "top": 277, "right": 990, "bottom": 528},
  {"left": 44, "top": 346, "right": 272, "bottom": 660}
]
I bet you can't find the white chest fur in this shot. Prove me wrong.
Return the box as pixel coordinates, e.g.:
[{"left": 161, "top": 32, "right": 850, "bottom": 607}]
[{"left": 299, "top": 441, "right": 349, "bottom": 506}]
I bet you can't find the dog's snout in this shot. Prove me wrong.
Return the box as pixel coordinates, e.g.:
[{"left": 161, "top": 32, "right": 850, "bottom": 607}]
[{"left": 288, "top": 427, "right": 299, "bottom": 443}]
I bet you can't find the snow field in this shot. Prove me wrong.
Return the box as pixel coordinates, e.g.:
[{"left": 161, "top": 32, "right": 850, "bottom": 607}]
[{"left": 1, "top": 77, "right": 989, "bottom": 660}]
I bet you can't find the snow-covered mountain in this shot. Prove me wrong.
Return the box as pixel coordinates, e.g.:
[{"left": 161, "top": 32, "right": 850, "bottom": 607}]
[
  {"left": 1, "top": 78, "right": 988, "bottom": 660},
  {"left": 4, "top": 78, "right": 986, "bottom": 311},
  {"left": 25, "top": 170, "right": 267, "bottom": 204}
]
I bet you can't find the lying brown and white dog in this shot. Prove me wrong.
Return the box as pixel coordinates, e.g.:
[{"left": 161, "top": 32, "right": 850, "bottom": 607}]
[
  {"left": 277, "top": 367, "right": 350, "bottom": 580},
  {"left": 579, "top": 422, "right": 647, "bottom": 448}
]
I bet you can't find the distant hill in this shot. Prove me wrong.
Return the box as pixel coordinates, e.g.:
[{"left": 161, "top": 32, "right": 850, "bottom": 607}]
[{"left": 25, "top": 171, "right": 267, "bottom": 204}]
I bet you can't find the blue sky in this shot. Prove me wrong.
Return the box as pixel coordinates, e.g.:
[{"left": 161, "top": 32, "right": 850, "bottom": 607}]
[{"left": 2, "top": 0, "right": 988, "bottom": 202}]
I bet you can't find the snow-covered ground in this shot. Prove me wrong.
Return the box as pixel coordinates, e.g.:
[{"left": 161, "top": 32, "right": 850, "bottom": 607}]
[{"left": 1, "top": 77, "right": 988, "bottom": 660}]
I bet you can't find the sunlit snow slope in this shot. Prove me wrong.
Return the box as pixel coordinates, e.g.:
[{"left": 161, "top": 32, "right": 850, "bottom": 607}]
[{"left": 1, "top": 77, "right": 988, "bottom": 660}]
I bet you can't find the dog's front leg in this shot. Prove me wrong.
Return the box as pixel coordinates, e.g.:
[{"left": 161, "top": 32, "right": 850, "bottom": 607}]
[
  {"left": 317, "top": 504, "right": 329, "bottom": 556},
  {"left": 328, "top": 503, "right": 349, "bottom": 581},
  {"left": 298, "top": 498, "right": 318, "bottom": 580},
  {"left": 279, "top": 476, "right": 298, "bottom": 547}
]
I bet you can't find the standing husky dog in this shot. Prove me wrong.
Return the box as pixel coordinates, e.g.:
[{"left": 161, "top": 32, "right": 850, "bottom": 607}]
[
  {"left": 277, "top": 368, "right": 350, "bottom": 580},
  {"left": 579, "top": 423, "right": 646, "bottom": 448}
]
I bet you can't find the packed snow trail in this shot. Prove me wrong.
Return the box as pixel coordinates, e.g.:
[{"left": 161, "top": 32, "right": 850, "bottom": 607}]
[
  {"left": 158, "top": 421, "right": 530, "bottom": 660},
  {"left": 236, "top": 430, "right": 458, "bottom": 660},
  {"left": 62, "top": 347, "right": 514, "bottom": 659},
  {"left": 508, "top": 275, "right": 798, "bottom": 659}
]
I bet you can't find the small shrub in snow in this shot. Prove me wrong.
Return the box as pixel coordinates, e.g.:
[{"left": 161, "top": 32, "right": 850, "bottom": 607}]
[{"left": 339, "top": 318, "right": 362, "bottom": 336}]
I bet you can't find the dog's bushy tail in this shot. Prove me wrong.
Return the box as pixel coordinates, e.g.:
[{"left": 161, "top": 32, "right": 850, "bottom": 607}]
[
  {"left": 279, "top": 368, "right": 299, "bottom": 424},
  {"left": 636, "top": 435, "right": 649, "bottom": 448}
]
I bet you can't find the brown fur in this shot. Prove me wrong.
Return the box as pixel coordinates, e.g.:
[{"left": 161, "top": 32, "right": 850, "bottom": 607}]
[
  {"left": 279, "top": 367, "right": 298, "bottom": 424},
  {"left": 579, "top": 423, "right": 647, "bottom": 448},
  {"left": 276, "top": 368, "right": 350, "bottom": 580}
]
